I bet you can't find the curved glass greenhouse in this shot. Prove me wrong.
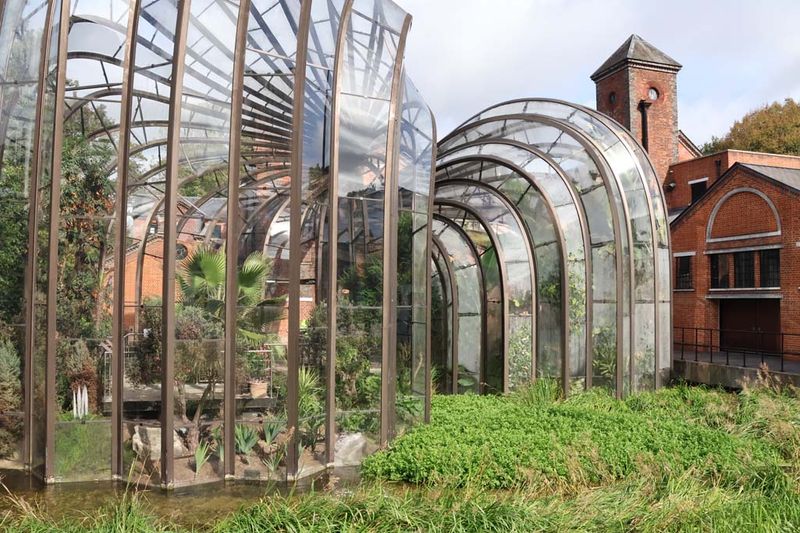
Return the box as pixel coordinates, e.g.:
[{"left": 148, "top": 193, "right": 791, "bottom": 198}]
[
  {"left": 432, "top": 99, "right": 672, "bottom": 397},
  {"left": 0, "top": 0, "right": 671, "bottom": 489}
]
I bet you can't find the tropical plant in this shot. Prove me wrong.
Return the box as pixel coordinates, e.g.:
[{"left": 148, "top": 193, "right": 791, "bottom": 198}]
[
  {"left": 298, "top": 367, "right": 323, "bottom": 419},
  {"left": 193, "top": 440, "right": 211, "bottom": 478},
  {"left": 262, "top": 442, "right": 285, "bottom": 474},
  {"left": 132, "top": 247, "right": 286, "bottom": 453},
  {"left": 508, "top": 322, "right": 533, "bottom": 390},
  {"left": 56, "top": 339, "right": 98, "bottom": 415},
  {"left": 262, "top": 417, "right": 283, "bottom": 446},
  {"left": 235, "top": 424, "right": 259, "bottom": 456},
  {"left": 177, "top": 247, "right": 285, "bottom": 346},
  {"left": 0, "top": 338, "right": 21, "bottom": 459},
  {"left": 212, "top": 426, "right": 224, "bottom": 464},
  {"left": 592, "top": 325, "right": 617, "bottom": 384}
]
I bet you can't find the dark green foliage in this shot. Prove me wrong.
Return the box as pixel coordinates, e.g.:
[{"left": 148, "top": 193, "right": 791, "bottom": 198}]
[
  {"left": 0, "top": 337, "right": 22, "bottom": 458},
  {"left": 362, "top": 384, "right": 791, "bottom": 493},
  {"left": 4, "top": 384, "right": 800, "bottom": 532},
  {"left": 703, "top": 98, "right": 800, "bottom": 155}
]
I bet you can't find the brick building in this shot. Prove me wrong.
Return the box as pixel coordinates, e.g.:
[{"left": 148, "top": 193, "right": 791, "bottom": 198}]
[{"left": 594, "top": 35, "right": 800, "bottom": 356}]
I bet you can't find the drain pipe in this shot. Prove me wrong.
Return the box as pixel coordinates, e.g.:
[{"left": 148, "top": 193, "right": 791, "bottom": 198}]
[{"left": 638, "top": 99, "right": 652, "bottom": 152}]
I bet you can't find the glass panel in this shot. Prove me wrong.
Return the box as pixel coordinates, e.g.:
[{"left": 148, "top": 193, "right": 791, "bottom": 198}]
[
  {"left": 53, "top": 0, "right": 127, "bottom": 478},
  {"left": 0, "top": 0, "right": 51, "bottom": 472},
  {"left": 333, "top": 0, "right": 406, "bottom": 460},
  {"left": 121, "top": 0, "right": 179, "bottom": 487},
  {"left": 394, "top": 74, "right": 433, "bottom": 436}
]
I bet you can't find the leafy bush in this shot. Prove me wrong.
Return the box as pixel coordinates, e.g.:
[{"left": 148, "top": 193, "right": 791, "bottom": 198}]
[
  {"left": 362, "top": 387, "right": 789, "bottom": 493},
  {"left": 0, "top": 338, "right": 21, "bottom": 458}
]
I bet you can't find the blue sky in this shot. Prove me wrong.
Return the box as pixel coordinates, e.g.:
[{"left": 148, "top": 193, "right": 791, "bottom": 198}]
[{"left": 396, "top": 0, "right": 800, "bottom": 145}]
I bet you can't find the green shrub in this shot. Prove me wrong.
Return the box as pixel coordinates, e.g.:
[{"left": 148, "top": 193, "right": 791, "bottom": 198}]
[
  {"left": 0, "top": 338, "right": 22, "bottom": 459},
  {"left": 362, "top": 388, "right": 788, "bottom": 493}
]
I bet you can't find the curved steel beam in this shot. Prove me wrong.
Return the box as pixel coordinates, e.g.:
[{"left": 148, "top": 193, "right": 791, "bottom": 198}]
[
  {"left": 381, "top": 13, "right": 412, "bottom": 445},
  {"left": 435, "top": 177, "right": 538, "bottom": 387},
  {"left": 44, "top": 0, "right": 71, "bottom": 483},
  {"left": 439, "top": 112, "right": 631, "bottom": 397},
  {"left": 434, "top": 198, "right": 509, "bottom": 392},
  {"left": 110, "top": 0, "right": 140, "bottom": 480},
  {"left": 222, "top": 0, "right": 251, "bottom": 479},
  {"left": 430, "top": 233, "right": 458, "bottom": 393},
  {"left": 432, "top": 214, "right": 487, "bottom": 393},
  {"left": 436, "top": 146, "right": 575, "bottom": 387},
  {"left": 326, "top": 0, "right": 355, "bottom": 466}
]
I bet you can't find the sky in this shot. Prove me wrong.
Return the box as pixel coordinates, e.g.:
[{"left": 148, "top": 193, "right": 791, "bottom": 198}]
[{"left": 394, "top": 0, "right": 800, "bottom": 145}]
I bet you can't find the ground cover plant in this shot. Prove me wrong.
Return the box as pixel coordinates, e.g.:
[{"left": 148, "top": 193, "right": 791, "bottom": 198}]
[{"left": 2, "top": 378, "right": 799, "bottom": 531}]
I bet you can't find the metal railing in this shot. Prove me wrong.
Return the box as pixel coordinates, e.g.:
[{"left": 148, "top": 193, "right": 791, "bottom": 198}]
[{"left": 674, "top": 327, "right": 800, "bottom": 374}]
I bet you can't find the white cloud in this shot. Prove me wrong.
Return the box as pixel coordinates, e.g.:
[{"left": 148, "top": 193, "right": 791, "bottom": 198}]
[{"left": 395, "top": 0, "right": 800, "bottom": 144}]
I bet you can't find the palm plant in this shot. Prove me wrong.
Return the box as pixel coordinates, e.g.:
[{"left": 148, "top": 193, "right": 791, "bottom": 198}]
[
  {"left": 177, "top": 247, "right": 285, "bottom": 346},
  {"left": 174, "top": 247, "right": 285, "bottom": 451},
  {"left": 193, "top": 440, "right": 211, "bottom": 478}
]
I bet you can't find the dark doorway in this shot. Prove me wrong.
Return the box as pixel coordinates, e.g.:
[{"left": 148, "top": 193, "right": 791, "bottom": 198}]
[{"left": 720, "top": 299, "right": 780, "bottom": 352}]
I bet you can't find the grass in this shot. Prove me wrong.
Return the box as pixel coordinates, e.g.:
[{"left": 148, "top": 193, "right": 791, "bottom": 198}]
[{"left": 2, "top": 380, "right": 799, "bottom": 531}]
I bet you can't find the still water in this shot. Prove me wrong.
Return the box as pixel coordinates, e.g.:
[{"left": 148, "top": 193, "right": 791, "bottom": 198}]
[{"left": 0, "top": 467, "right": 361, "bottom": 528}]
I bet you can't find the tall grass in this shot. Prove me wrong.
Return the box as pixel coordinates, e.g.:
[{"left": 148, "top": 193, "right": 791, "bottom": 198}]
[{"left": 2, "top": 382, "right": 798, "bottom": 532}]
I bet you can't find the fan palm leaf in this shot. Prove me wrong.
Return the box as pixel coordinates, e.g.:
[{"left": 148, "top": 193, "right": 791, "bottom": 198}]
[{"left": 176, "top": 246, "right": 284, "bottom": 346}]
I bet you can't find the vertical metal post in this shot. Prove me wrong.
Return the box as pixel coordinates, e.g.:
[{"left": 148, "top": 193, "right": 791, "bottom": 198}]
[
  {"left": 111, "top": 0, "right": 141, "bottom": 480},
  {"left": 380, "top": 16, "right": 411, "bottom": 446},
  {"left": 223, "top": 0, "right": 251, "bottom": 480},
  {"left": 286, "top": 0, "right": 312, "bottom": 479},
  {"left": 44, "top": 0, "right": 71, "bottom": 483},
  {"left": 325, "top": 0, "right": 355, "bottom": 467},
  {"left": 161, "top": 0, "right": 192, "bottom": 489}
]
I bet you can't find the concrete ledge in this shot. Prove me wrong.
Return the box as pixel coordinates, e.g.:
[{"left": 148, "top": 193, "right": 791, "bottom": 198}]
[{"left": 673, "top": 359, "right": 800, "bottom": 389}]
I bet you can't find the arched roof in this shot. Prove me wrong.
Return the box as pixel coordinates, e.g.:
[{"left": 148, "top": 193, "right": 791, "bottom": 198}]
[{"left": 432, "top": 98, "right": 672, "bottom": 397}]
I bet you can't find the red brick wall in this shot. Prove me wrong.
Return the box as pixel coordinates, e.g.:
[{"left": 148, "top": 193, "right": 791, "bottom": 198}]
[
  {"left": 596, "top": 66, "right": 679, "bottom": 184},
  {"left": 665, "top": 150, "right": 800, "bottom": 211},
  {"left": 595, "top": 69, "right": 631, "bottom": 129},
  {"left": 627, "top": 68, "right": 679, "bottom": 185},
  {"left": 677, "top": 137, "right": 699, "bottom": 163},
  {"left": 670, "top": 166, "right": 800, "bottom": 339},
  {"left": 709, "top": 191, "right": 778, "bottom": 239}
]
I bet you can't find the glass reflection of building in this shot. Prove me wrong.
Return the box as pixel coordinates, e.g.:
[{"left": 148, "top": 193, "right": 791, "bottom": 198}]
[{"left": 0, "top": 0, "right": 670, "bottom": 488}]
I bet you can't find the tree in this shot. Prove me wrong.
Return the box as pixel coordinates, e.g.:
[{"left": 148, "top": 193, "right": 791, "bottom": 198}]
[
  {"left": 172, "top": 247, "right": 284, "bottom": 450},
  {"left": 702, "top": 98, "right": 800, "bottom": 155}
]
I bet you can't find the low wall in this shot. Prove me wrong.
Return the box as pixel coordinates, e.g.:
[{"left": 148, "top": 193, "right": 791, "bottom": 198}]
[{"left": 673, "top": 359, "right": 800, "bottom": 389}]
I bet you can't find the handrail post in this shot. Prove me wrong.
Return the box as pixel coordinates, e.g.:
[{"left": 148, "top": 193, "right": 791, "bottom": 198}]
[
  {"left": 725, "top": 329, "right": 729, "bottom": 366},
  {"left": 680, "top": 328, "right": 685, "bottom": 360}
]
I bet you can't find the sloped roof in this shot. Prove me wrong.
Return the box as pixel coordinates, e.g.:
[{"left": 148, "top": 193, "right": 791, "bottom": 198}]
[
  {"left": 670, "top": 162, "right": 800, "bottom": 228},
  {"left": 591, "top": 34, "right": 682, "bottom": 81},
  {"left": 741, "top": 164, "right": 800, "bottom": 191}
]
